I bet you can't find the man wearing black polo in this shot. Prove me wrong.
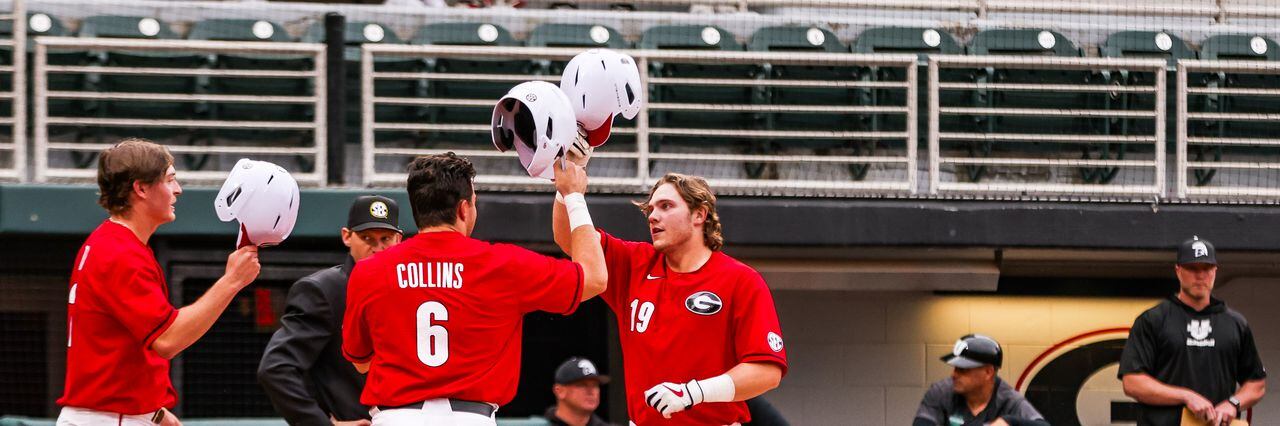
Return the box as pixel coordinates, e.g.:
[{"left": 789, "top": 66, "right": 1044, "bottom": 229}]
[
  {"left": 259, "top": 196, "right": 404, "bottom": 426},
  {"left": 1120, "top": 236, "right": 1267, "bottom": 426},
  {"left": 913, "top": 334, "right": 1048, "bottom": 426}
]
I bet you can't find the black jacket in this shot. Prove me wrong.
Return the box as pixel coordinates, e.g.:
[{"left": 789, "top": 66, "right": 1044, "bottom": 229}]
[{"left": 259, "top": 256, "right": 369, "bottom": 426}]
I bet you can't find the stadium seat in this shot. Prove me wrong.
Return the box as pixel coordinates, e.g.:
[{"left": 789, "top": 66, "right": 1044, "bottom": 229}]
[
  {"left": 303, "top": 21, "right": 419, "bottom": 145},
  {"left": 964, "top": 29, "right": 1096, "bottom": 182},
  {"left": 851, "top": 27, "right": 966, "bottom": 176},
  {"left": 527, "top": 23, "right": 627, "bottom": 75},
  {"left": 412, "top": 22, "right": 527, "bottom": 147},
  {"left": 640, "top": 25, "right": 763, "bottom": 179},
  {"left": 0, "top": 12, "right": 83, "bottom": 123},
  {"left": 189, "top": 19, "right": 313, "bottom": 146},
  {"left": 748, "top": 26, "right": 871, "bottom": 178},
  {"left": 1190, "top": 34, "right": 1280, "bottom": 185},
  {"left": 1094, "top": 31, "right": 1195, "bottom": 183},
  {"left": 78, "top": 16, "right": 204, "bottom": 144}
]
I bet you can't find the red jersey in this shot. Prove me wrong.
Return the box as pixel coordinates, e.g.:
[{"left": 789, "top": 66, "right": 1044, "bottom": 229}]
[
  {"left": 58, "top": 220, "right": 179, "bottom": 414},
  {"left": 343, "top": 231, "right": 583, "bottom": 407},
  {"left": 599, "top": 232, "right": 788, "bottom": 426}
]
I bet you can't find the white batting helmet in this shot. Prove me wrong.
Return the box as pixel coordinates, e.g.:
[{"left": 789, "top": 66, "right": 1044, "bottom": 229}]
[
  {"left": 559, "top": 49, "right": 643, "bottom": 147},
  {"left": 491, "top": 80, "right": 577, "bottom": 180},
  {"left": 214, "top": 158, "right": 300, "bottom": 248}
]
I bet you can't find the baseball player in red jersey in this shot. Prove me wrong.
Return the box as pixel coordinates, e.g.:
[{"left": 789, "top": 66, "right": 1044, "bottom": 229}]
[
  {"left": 58, "top": 139, "right": 261, "bottom": 426},
  {"left": 343, "top": 153, "right": 607, "bottom": 426},
  {"left": 552, "top": 171, "right": 788, "bottom": 426}
]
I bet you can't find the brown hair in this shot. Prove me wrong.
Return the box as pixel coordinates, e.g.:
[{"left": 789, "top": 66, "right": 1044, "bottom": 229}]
[
  {"left": 96, "top": 138, "right": 174, "bottom": 215},
  {"left": 635, "top": 173, "right": 724, "bottom": 251},
  {"left": 406, "top": 152, "right": 476, "bottom": 229}
]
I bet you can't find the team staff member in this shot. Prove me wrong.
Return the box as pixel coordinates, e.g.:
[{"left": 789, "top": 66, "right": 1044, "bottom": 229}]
[
  {"left": 1120, "top": 236, "right": 1267, "bottom": 426},
  {"left": 913, "top": 334, "right": 1048, "bottom": 426},
  {"left": 545, "top": 357, "right": 614, "bottom": 426},
  {"left": 259, "top": 196, "right": 404, "bottom": 426},
  {"left": 552, "top": 171, "right": 787, "bottom": 425},
  {"left": 343, "top": 153, "right": 607, "bottom": 426},
  {"left": 58, "top": 139, "right": 261, "bottom": 426}
]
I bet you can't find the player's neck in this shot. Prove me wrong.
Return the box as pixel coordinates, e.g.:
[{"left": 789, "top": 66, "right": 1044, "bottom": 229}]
[
  {"left": 419, "top": 222, "right": 465, "bottom": 236},
  {"left": 553, "top": 405, "right": 591, "bottom": 426},
  {"left": 964, "top": 382, "right": 994, "bottom": 415},
  {"left": 663, "top": 241, "right": 713, "bottom": 273},
  {"left": 1177, "top": 290, "right": 1211, "bottom": 311},
  {"left": 109, "top": 211, "right": 160, "bottom": 245}
]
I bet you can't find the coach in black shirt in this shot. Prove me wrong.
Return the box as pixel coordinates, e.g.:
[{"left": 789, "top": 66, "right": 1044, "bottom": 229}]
[
  {"left": 259, "top": 196, "right": 403, "bottom": 426},
  {"left": 914, "top": 334, "right": 1048, "bottom": 426},
  {"left": 1119, "top": 236, "right": 1267, "bottom": 426}
]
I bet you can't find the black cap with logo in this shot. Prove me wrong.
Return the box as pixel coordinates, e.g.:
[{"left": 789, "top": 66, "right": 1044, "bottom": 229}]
[
  {"left": 1177, "top": 236, "right": 1217, "bottom": 266},
  {"left": 941, "top": 334, "right": 1003, "bottom": 369},
  {"left": 348, "top": 195, "right": 401, "bottom": 233},
  {"left": 554, "top": 357, "right": 610, "bottom": 385}
]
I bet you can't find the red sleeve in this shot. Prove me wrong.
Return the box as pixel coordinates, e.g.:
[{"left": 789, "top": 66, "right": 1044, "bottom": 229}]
[
  {"left": 95, "top": 257, "right": 177, "bottom": 348},
  {"left": 503, "top": 244, "right": 583, "bottom": 315},
  {"left": 598, "top": 230, "right": 643, "bottom": 312},
  {"left": 732, "top": 271, "right": 788, "bottom": 376},
  {"left": 342, "top": 262, "right": 374, "bottom": 363}
]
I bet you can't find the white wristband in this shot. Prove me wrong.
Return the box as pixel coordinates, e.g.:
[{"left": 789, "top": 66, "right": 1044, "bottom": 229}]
[
  {"left": 555, "top": 191, "right": 565, "bottom": 204},
  {"left": 695, "top": 374, "right": 735, "bottom": 404},
  {"left": 563, "top": 192, "right": 593, "bottom": 231}
]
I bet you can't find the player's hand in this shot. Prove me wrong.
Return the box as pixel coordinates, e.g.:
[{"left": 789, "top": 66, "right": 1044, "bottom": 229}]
[
  {"left": 330, "top": 415, "right": 371, "bottom": 426},
  {"left": 644, "top": 380, "right": 704, "bottom": 419},
  {"left": 158, "top": 408, "right": 182, "bottom": 426},
  {"left": 224, "top": 245, "right": 261, "bottom": 289},
  {"left": 565, "top": 124, "right": 593, "bottom": 167},
  {"left": 554, "top": 158, "right": 588, "bottom": 195},
  {"left": 1213, "top": 401, "right": 1238, "bottom": 426},
  {"left": 1183, "top": 390, "right": 1216, "bottom": 423}
]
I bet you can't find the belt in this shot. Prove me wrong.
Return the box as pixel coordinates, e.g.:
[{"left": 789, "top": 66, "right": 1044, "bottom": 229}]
[{"left": 378, "top": 399, "right": 496, "bottom": 417}]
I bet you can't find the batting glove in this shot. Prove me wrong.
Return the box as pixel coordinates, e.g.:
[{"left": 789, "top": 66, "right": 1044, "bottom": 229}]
[
  {"left": 566, "top": 124, "right": 593, "bottom": 167},
  {"left": 644, "top": 380, "right": 705, "bottom": 419}
]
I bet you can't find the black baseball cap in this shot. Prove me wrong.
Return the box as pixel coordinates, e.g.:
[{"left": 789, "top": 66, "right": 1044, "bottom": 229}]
[
  {"left": 1177, "top": 236, "right": 1217, "bottom": 266},
  {"left": 554, "top": 357, "right": 610, "bottom": 385},
  {"left": 941, "top": 334, "right": 1002, "bottom": 369},
  {"left": 348, "top": 195, "right": 401, "bottom": 233}
]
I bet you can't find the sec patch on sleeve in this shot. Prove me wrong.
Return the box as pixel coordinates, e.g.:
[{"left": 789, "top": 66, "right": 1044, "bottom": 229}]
[{"left": 767, "top": 332, "right": 784, "bottom": 352}]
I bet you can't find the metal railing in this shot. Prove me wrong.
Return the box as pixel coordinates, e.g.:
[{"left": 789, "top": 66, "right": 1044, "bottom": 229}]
[
  {"left": 564, "top": 0, "right": 1258, "bottom": 21},
  {"left": 0, "top": 0, "right": 25, "bottom": 182},
  {"left": 32, "top": 36, "right": 327, "bottom": 185},
  {"left": 362, "top": 44, "right": 919, "bottom": 195},
  {"left": 1175, "top": 59, "right": 1280, "bottom": 198},
  {"left": 927, "top": 55, "right": 1168, "bottom": 197}
]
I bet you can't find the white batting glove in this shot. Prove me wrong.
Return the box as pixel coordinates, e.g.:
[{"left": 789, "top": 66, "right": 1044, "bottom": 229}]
[
  {"left": 566, "top": 123, "right": 593, "bottom": 167},
  {"left": 643, "top": 380, "right": 705, "bottom": 419}
]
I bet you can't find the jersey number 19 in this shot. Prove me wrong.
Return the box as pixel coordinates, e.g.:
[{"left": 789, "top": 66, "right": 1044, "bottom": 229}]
[
  {"left": 416, "top": 301, "right": 449, "bottom": 366},
  {"left": 629, "top": 299, "right": 654, "bottom": 333}
]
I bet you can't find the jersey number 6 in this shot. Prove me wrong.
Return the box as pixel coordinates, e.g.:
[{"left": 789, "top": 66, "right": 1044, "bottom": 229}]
[{"left": 416, "top": 301, "right": 449, "bottom": 367}]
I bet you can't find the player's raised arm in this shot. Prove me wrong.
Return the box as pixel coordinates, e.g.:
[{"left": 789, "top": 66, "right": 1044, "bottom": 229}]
[{"left": 553, "top": 159, "right": 606, "bottom": 300}]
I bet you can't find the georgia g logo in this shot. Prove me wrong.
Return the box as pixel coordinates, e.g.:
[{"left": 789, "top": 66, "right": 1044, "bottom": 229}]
[{"left": 685, "top": 291, "right": 722, "bottom": 315}]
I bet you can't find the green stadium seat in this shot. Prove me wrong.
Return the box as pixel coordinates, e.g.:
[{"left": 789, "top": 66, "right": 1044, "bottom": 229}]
[
  {"left": 78, "top": 16, "right": 204, "bottom": 144},
  {"left": 640, "top": 25, "right": 764, "bottom": 179},
  {"left": 189, "top": 19, "right": 313, "bottom": 145},
  {"left": 851, "top": 27, "right": 967, "bottom": 178},
  {"left": 1189, "top": 34, "right": 1280, "bottom": 185},
  {"left": 965, "top": 28, "right": 1096, "bottom": 182},
  {"left": 0, "top": 12, "right": 85, "bottom": 124},
  {"left": 749, "top": 26, "right": 871, "bottom": 178},
  {"left": 303, "top": 21, "right": 420, "bottom": 145},
  {"left": 412, "top": 23, "right": 527, "bottom": 147},
  {"left": 1094, "top": 31, "right": 1195, "bottom": 183},
  {"left": 527, "top": 23, "right": 627, "bottom": 75}
]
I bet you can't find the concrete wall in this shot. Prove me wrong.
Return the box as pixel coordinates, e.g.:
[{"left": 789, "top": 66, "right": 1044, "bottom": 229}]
[{"left": 769, "top": 277, "right": 1280, "bottom": 425}]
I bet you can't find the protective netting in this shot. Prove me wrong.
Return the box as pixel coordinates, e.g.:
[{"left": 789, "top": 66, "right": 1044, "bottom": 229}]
[{"left": 2, "top": 0, "right": 1279, "bottom": 201}]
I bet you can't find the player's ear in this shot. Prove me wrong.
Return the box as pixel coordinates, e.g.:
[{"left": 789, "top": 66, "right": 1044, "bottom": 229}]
[
  {"left": 692, "top": 205, "right": 707, "bottom": 225},
  {"left": 340, "top": 228, "right": 354, "bottom": 248}
]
